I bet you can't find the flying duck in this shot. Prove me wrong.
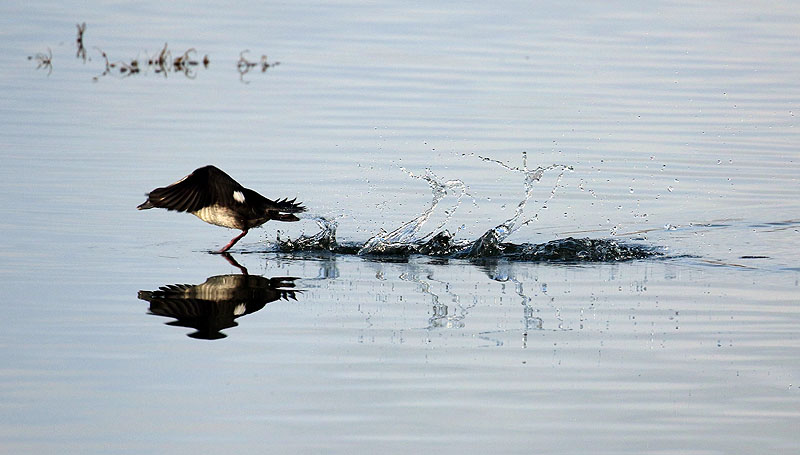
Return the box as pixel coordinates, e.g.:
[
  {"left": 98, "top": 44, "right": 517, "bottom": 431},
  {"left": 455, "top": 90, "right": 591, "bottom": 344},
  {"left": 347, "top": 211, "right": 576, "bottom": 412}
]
[{"left": 138, "top": 165, "right": 306, "bottom": 253}]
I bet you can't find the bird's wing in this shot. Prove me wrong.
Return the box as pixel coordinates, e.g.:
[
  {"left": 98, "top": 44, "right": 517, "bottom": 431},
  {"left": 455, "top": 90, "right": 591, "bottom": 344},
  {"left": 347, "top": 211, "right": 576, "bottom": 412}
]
[
  {"left": 204, "top": 166, "right": 247, "bottom": 207},
  {"left": 145, "top": 165, "right": 243, "bottom": 213}
]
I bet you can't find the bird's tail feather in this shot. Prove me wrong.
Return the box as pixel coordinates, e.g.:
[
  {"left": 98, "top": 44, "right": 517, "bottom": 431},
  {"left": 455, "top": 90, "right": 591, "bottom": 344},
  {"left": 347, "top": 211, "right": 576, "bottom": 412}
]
[{"left": 274, "top": 197, "right": 306, "bottom": 214}]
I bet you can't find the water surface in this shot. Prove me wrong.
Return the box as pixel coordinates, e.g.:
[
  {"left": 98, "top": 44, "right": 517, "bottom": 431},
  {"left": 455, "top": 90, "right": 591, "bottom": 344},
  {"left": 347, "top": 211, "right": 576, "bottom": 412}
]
[{"left": 1, "top": 1, "right": 798, "bottom": 453}]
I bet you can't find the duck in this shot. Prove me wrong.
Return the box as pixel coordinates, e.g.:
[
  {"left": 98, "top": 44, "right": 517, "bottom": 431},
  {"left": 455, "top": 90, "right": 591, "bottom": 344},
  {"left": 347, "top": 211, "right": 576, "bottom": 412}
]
[{"left": 138, "top": 165, "right": 306, "bottom": 253}]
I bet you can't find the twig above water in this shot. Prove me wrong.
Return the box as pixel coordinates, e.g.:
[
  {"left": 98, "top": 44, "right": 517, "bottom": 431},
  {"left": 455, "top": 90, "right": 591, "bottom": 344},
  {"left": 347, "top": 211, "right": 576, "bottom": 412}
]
[
  {"left": 76, "top": 22, "right": 87, "bottom": 62},
  {"left": 30, "top": 23, "right": 283, "bottom": 83}
]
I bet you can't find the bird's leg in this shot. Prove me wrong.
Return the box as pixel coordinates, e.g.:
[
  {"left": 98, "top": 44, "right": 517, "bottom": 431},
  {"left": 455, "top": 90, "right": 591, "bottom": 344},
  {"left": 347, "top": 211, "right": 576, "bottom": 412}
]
[{"left": 218, "top": 229, "right": 248, "bottom": 253}]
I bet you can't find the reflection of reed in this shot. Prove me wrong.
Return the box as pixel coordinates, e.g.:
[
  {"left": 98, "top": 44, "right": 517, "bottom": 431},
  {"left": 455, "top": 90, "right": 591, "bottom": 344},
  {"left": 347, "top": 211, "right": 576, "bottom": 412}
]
[
  {"left": 28, "top": 48, "right": 52, "bottom": 76},
  {"left": 237, "top": 50, "right": 279, "bottom": 84},
  {"left": 138, "top": 274, "right": 300, "bottom": 340},
  {"left": 93, "top": 43, "right": 209, "bottom": 81},
  {"left": 30, "top": 23, "right": 292, "bottom": 82}
]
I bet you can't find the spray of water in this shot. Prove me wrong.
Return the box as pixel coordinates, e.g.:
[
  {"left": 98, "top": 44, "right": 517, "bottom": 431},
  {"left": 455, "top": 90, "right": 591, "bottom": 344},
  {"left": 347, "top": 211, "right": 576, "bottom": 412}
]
[
  {"left": 274, "top": 154, "right": 657, "bottom": 262},
  {"left": 460, "top": 152, "right": 572, "bottom": 257},
  {"left": 276, "top": 216, "right": 339, "bottom": 252},
  {"left": 358, "top": 168, "right": 473, "bottom": 255}
]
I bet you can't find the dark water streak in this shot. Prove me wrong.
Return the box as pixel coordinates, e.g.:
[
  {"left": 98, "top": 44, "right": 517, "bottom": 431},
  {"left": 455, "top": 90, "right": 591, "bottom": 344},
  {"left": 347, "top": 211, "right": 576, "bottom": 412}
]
[{"left": 276, "top": 218, "right": 658, "bottom": 263}]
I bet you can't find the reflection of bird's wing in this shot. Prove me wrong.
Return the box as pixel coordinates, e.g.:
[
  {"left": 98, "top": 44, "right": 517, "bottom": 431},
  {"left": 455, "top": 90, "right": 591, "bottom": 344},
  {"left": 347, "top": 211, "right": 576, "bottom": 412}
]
[
  {"left": 138, "top": 275, "right": 301, "bottom": 316},
  {"left": 147, "top": 297, "right": 217, "bottom": 318},
  {"left": 143, "top": 165, "right": 244, "bottom": 213}
]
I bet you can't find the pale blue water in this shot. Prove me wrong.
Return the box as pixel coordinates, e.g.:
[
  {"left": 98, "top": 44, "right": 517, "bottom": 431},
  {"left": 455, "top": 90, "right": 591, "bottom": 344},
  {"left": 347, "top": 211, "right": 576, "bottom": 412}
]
[{"left": 1, "top": 1, "right": 799, "bottom": 453}]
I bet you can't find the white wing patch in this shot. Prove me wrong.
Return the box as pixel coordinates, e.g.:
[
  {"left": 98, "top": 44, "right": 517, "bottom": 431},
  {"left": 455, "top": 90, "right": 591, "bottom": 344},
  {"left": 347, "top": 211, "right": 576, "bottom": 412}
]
[
  {"left": 233, "top": 191, "right": 246, "bottom": 203},
  {"left": 234, "top": 303, "right": 246, "bottom": 316}
]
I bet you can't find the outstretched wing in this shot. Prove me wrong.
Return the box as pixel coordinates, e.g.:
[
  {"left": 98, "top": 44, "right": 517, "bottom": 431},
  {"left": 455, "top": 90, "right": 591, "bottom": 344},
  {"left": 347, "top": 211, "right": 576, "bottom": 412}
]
[{"left": 138, "top": 165, "right": 244, "bottom": 213}]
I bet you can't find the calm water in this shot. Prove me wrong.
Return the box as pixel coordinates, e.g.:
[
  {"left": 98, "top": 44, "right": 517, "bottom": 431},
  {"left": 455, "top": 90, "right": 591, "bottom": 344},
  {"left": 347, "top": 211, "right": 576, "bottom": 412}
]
[{"left": 1, "top": 1, "right": 799, "bottom": 453}]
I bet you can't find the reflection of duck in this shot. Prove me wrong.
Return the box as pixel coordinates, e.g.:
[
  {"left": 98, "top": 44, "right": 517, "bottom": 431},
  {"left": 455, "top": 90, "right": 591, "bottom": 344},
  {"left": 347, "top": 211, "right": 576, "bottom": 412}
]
[
  {"left": 138, "top": 274, "right": 299, "bottom": 340},
  {"left": 137, "top": 165, "right": 306, "bottom": 253}
]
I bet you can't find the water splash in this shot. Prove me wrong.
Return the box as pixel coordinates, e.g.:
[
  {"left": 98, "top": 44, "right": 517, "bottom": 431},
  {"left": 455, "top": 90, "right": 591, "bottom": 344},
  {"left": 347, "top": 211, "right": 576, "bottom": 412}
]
[
  {"left": 460, "top": 152, "right": 572, "bottom": 258},
  {"left": 275, "top": 155, "right": 659, "bottom": 262},
  {"left": 358, "top": 168, "right": 473, "bottom": 255},
  {"left": 276, "top": 216, "right": 341, "bottom": 252}
]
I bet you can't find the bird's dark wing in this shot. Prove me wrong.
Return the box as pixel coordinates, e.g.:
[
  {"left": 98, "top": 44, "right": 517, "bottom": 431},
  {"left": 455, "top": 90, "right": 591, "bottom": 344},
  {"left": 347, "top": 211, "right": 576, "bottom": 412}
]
[
  {"left": 204, "top": 166, "right": 247, "bottom": 207},
  {"left": 140, "top": 165, "right": 244, "bottom": 213}
]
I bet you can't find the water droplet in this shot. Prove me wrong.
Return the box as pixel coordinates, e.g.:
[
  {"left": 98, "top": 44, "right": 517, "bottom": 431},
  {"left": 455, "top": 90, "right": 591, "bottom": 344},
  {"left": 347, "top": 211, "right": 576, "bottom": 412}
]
[
  {"left": 667, "top": 186, "right": 674, "bottom": 192},
  {"left": 629, "top": 187, "right": 634, "bottom": 193}
]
